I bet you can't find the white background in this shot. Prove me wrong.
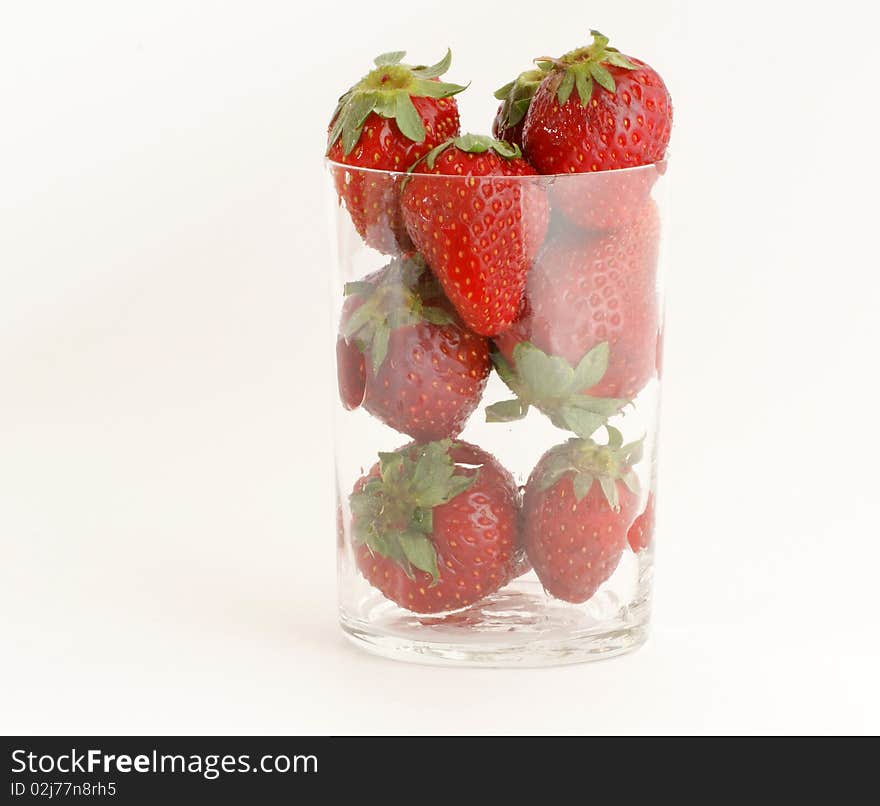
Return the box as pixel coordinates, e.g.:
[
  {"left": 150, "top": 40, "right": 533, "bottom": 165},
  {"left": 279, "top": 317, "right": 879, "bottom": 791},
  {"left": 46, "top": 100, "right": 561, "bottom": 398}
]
[{"left": 2, "top": 1, "right": 879, "bottom": 734}]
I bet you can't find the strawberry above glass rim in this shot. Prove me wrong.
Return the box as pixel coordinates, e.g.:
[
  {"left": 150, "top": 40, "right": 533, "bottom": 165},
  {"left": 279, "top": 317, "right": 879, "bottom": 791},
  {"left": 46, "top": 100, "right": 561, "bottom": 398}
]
[
  {"left": 494, "top": 28, "right": 672, "bottom": 228},
  {"left": 324, "top": 31, "right": 672, "bottom": 667}
]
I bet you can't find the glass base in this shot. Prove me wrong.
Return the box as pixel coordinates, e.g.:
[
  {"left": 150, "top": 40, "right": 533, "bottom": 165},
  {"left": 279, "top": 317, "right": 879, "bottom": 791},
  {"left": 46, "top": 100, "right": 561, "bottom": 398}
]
[{"left": 339, "top": 576, "right": 651, "bottom": 668}]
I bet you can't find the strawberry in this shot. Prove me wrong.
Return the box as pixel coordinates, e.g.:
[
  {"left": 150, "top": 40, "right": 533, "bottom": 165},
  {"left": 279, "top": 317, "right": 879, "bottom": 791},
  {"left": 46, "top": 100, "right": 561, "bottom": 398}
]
[
  {"left": 552, "top": 165, "right": 662, "bottom": 232},
  {"left": 327, "top": 50, "right": 466, "bottom": 254},
  {"left": 491, "top": 69, "right": 543, "bottom": 148},
  {"left": 627, "top": 492, "right": 655, "bottom": 552},
  {"left": 523, "top": 429, "right": 642, "bottom": 603},
  {"left": 337, "top": 255, "right": 490, "bottom": 441},
  {"left": 521, "top": 31, "right": 672, "bottom": 231},
  {"left": 492, "top": 200, "right": 660, "bottom": 408},
  {"left": 350, "top": 440, "right": 522, "bottom": 613},
  {"left": 401, "top": 133, "right": 550, "bottom": 336}
]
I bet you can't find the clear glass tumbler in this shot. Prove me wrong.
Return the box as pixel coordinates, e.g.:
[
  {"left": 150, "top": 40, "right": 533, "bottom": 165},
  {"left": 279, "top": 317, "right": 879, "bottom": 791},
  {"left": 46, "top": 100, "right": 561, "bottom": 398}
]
[{"left": 326, "top": 159, "right": 667, "bottom": 667}]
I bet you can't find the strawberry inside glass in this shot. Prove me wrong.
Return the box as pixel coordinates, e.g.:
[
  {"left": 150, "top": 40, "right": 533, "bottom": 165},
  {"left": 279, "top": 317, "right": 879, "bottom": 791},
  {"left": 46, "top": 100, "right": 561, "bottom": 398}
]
[{"left": 326, "top": 32, "right": 671, "bottom": 666}]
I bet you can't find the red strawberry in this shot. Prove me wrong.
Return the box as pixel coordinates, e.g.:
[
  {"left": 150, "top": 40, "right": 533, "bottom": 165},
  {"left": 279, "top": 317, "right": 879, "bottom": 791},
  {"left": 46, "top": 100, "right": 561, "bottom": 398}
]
[
  {"left": 350, "top": 440, "right": 522, "bottom": 613},
  {"left": 493, "top": 200, "right": 660, "bottom": 405},
  {"left": 552, "top": 165, "right": 661, "bottom": 232},
  {"left": 522, "top": 31, "right": 672, "bottom": 230},
  {"left": 627, "top": 492, "right": 655, "bottom": 552},
  {"left": 401, "top": 133, "right": 550, "bottom": 336},
  {"left": 337, "top": 255, "right": 490, "bottom": 441},
  {"left": 327, "top": 50, "right": 466, "bottom": 254},
  {"left": 523, "top": 429, "right": 642, "bottom": 603},
  {"left": 491, "top": 68, "right": 544, "bottom": 149}
]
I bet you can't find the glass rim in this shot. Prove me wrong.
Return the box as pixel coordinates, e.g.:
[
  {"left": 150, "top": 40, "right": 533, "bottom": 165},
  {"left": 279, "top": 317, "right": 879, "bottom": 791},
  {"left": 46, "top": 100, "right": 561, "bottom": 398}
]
[{"left": 325, "top": 157, "right": 667, "bottom": 181}]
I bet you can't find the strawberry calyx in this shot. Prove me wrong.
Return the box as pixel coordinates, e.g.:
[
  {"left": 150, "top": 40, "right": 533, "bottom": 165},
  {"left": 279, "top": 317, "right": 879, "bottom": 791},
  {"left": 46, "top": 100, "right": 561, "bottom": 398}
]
[
  {"left": 417, "top": 133, "right": 522, "bottom": 171},
  {"left": 535, "top": 30, "right": 638, "bottom": 107},
  {"left": 486, "top": 341, "right": 629, "bottom": 438},
  {"left": 328, "top": 50, "right": 468, "bottom": 156},
  {"left": 350, "top": 440, "right": 478, "bottom": 582},
  {"left": 533, "top": 429, "right": 642, "bottom": 509},
  {"left": 493, "top": 68, "right": 544, "bottom": 131},
  {"left": 341, "top": 255, "right": 454, "bottom": 373}
]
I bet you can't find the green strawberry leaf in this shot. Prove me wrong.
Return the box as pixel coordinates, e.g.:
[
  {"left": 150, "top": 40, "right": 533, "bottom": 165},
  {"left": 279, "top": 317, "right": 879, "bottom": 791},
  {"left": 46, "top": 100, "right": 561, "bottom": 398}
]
[
  {"left": 490, "top": 351, "right": 518, "bottom": 388},
  {"left": 411, "top": 49, "right": 452, "bottom": 79},
  {"left": 589, "top": 30, "right": 611, "bottom": 50},
  {"left": 411, "top": 506, "right": 433, "bottom": 535},
  {"left": 589, "top": 62, "right": 616, "bottom": 93},
  {"left": 341, "top": 93, "right": 377, "bottom": 155},
  {"left": 599, "top": 476, "right": 620, "bottom": 511},
  {"left": 409, "top": 441, "right": 451, "bottom": 498},
  {"left": 537, "top": 458, "right": 576, "bottom": 492},
  {"left": 606, "top": 425, "right": 624, "bottom": 450},
  {"left": 371, "top": 323, "right": 391, "bottom": 374},
  {"left": 571, "top": 342, "right": 610, "bottom": 391},
  {"left": 493, "top": 80, "right": 516, "bottom": 100},
  {"left": 422, "top": 139, "right": 451, "bottom": 170},
  {"left": 412, "top": 78, "right": 469, "bottom": 99},
  {"left": 364, "top": 527, "right": 408, "bottom": 568},
  {"left": 372, "top": 93, "right": 398, "bottom": 119},
  {"left": 622, "top": 439, "right": 644, "bottom": 467},
  {"left": 349, "top": 490, "right": 380, "bottom": 524},
  {"left": 451, "top": 133, "right": 522, "bottom": 159},
  {"left": 374, "top": 51, "right": 406, "bottom": 67},
  {"left": 622, "top": 470, "right": 641, "bottom": 497},
  {"left": 494, "top": 67, "right": 543, "bottom": 130},
  {"left": 557, "top": 70, "right": 576, "bottom": 105},
  {"left": 394, "top": 93, "right": 426, "bottom": 142},
  {"left": 408, "top": 441, "right": 476, "bottom": 508},
  {"left": 385, "top": 308, "right": 406, "bottom": 331},
  {"left": 572, "top": 472, "right": 594, "bottom": 502},
  {"left": 343, "top": 280, "right": 375, "bottom": 298},
  {"left": 514, "top": 343, "right": 574, "bottom": 398},
  {"left": 485, "top": 399, "right": 529, "bottom": 422},
  {"left": 340, "top": 302, "right": 375, "bottom": 340},
  {"left": 575, "top": 70, "right": 594, "bottom": 106},
  {"left": 362, "top": 477, "right": 383, "bottom": 495},
  {"left": 340, "top": 114, "right": 360, "bottom": 156},
  {"left": 567, "top": 394, "right": 628, "bottom": 417},
  {"left": 352, "top": 91, "right": 378, "bottom": 128},
  {"left": 604, "top": 51, "right": 638, "bottom": 70},
  {"left": 408, "top": 442, "right": 444, "bottom": 492},
  {"left": 378, "top": 450, "right": 405, "bottom": 483},
  {"left": 327, "top": 110, "right": 346, "bottom": 153},
  {"left": 446, "top": 472, "right": 476, "bottom": 501},
  {"left": 351, "top": 480, "right": 381, "bottom": 527},
  {"left": 398, "top": 529, "right": 439, "bottom": 582},
  {"left": 509, "top": 97, "right": 531, "bottom": 126},
  {"left": 554, "top": 406, "right": 607, "bottom": 439},
  {"left": 492, "top": 140, "right": 521, "bottom": 159}
]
